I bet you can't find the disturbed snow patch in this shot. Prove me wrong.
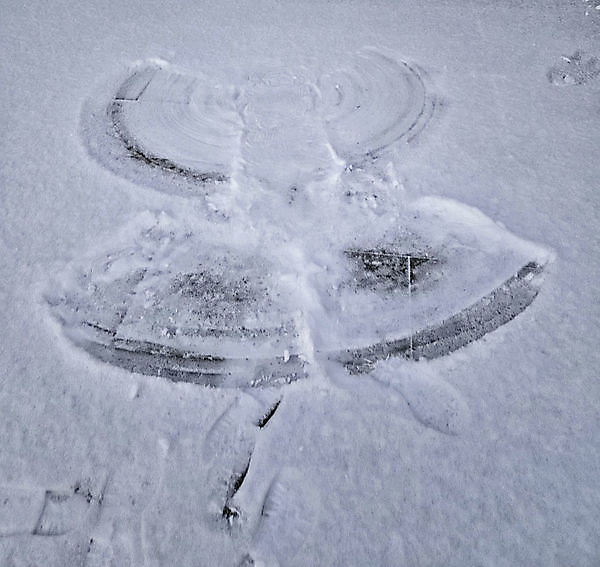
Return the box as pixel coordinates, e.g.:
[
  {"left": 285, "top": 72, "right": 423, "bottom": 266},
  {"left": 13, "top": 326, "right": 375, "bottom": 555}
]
[
  {"left": 40, "top": 46, "right": 556, "bottom": 566},
  {"left": 547, "top": 50, "right": 600, "bottom": 86},
  {"left": 81, "top": 48, "right": 435, "bottom": 197},
  {"left": 373, "top": 360, "right": 470, "bottom": 436},
  {"left": 44, "top": 196, "right": 551, "bottom": 387},
  {"left": 45, "top": 212, "right": 304, "bottom": 388},
  {"left": 61, "top": 48, "right": 554, "bottom": 390}
]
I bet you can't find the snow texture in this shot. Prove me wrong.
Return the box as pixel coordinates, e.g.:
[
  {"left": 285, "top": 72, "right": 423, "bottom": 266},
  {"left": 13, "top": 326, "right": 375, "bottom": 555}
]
[{"left": 1, "top": 1, "right": 599, "bottom": 566}]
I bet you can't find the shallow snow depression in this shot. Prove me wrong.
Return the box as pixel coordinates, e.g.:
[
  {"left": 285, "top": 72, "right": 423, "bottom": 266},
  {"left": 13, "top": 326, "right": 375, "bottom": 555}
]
[
  {"left": 58, "top": 48, "right": 553, "bottom": 390},
  {"left": 34, "top": 47, "right": 554, "bottom": 564},
  {"left": 6, "top": 3, "right": 596, "bottom": 562}
]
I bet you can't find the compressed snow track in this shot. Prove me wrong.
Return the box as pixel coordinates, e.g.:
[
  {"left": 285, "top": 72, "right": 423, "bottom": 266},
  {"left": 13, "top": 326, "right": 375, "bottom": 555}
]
[
  {"left": 83, "top": 49, "right": 434, "bottom": 197},
  {"left": 340, "top": 261, "right": 545, "bottom": 373},
  {"left": 109, "top": 65, "right": 235, "bottom": 185},
  {"left": 46, "top": 216, "right": 305, "bottom": 388},
  {"left": 46, "top": 205, "right": 550, "bottom": 388},
  {"left": 319, "top": 49, "right": 431, "bottom": 160},
  {"left": 67, "top": 51, "right": 552, "bottom": 392}
]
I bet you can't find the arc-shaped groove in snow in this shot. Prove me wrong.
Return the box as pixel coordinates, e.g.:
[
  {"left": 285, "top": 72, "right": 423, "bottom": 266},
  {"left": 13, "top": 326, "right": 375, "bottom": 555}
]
[
  {"left": 108, "top": 64, "right": 233, "bottom": 187},
  {"left": 94, "top": 50, "right": 434, "bottom": 194},
  {"left": 45, "top": 205, "right": 550, "bottom": 387},
  {"left": 338, "top": 261, "right": 545, "bottom": 373},
  {"left": 110, "top": 101, "right": 229, "bottom": 184},
  {"left": 319, "top": 49, "right": 433, "bottom": 161},
  {"left": 64, "top": 321, "right": 305, "bottom": 388},
  {"left": 51, "top": 260, "right": 545, "bottom": 385},
  {"left": 46, "top": 223, "right": 306, "bottom": 388}
]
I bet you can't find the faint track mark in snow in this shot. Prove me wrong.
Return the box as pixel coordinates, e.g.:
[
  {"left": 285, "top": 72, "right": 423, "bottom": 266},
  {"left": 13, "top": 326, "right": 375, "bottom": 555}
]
[
  {"left": 139, "top": 437, "right": 170, "bottom": 567},
  {"left": 84, "top": 537, "right": 115, "bottom": 567},
  {"left": 0, "top": 486, "right": 45, "bottom": 537},
  {"left": 0, "top": 473, "right": 110, "bottom": 539},
  {"left": 82, "top": 48, "right": 435, "bottom": 198},
  {"left": 239, "top": 467, "right": 319, "bottom": 567},
  {"left": 319, "top": 48, "right": 434, "bottom": 163},
  {"left": 82, "top": 438, "right": 174, "bottom": 567},
  {"left": 374, "top": 364, "right": 470, "bottom": 436},
  {"left": 0, "top": 473, "right": 112, "bottom": 565},
  {"left": 238, "top": 69, "right": 337, "bottom": 192},
  {"left": 34, "top": 477, "right": 107, "bottom": 537}
]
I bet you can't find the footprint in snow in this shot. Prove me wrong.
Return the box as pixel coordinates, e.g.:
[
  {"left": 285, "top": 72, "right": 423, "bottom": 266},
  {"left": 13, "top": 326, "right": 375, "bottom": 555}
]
[
  {"left": 238, "top": 467, "right": 319, "bottom": 567},
  {"left": 547, "top": 50, "right": 600, "bottom": 86},
  {"left": 0, "top": 473, "right": 111, "bottom": 565},
  {"left": 202, "top": 391, "right": 282, "bottom": 530},
  {"left": 373, "top": 362, "right": 470, "bottom": 436},
  {"left": 0, "top": 473, "right": 109, "bottom": 539}
]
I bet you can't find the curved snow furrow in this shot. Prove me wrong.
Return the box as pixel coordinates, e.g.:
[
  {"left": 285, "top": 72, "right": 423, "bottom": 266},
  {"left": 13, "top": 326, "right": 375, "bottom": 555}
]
[
  {"left": 339, "top": 261, "right": 545, "bottom": 373},
  {"left": 84, "top": 49, "right": 434, "bottom": 196},
  {"left": 121, "top": 73, "right": 241, "bottom": 172},
  {"left": 109, "top": 99, "right": 230, "bottom": 185},
  {"left": 319, "top": 50, "right": 431, "bottom": 161},
  {"left": 45, "top": 195, "right": 552, "bottom": 387},
  {"left": 72, "top": 327, "right": 304, "bottom": 388},
  {"left": 309, "top": 192, "right": 552, "bottom": 353},
  {"left": 45, "top": 214, "right": 305, "bottom": 387},
  {"left": 80, "top": 66, "right": 232, "bottom": 197}
]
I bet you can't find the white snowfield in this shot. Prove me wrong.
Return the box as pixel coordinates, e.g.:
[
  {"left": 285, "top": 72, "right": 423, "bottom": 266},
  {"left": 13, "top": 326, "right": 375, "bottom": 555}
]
[{"left": 1, "top": 1, "right": 599, "bottom": 566}]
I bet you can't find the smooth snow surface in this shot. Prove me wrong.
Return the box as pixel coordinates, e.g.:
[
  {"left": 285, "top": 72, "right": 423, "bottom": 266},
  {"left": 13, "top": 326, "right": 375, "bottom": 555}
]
[{"left": 1, "top": 1, "right": 600, "bottom": 566}]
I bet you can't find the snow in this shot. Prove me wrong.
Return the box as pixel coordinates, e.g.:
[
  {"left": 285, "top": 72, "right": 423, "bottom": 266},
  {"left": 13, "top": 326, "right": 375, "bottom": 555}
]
[{"left": 1, "top": 0, "right": 600, "bottom": 565}]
